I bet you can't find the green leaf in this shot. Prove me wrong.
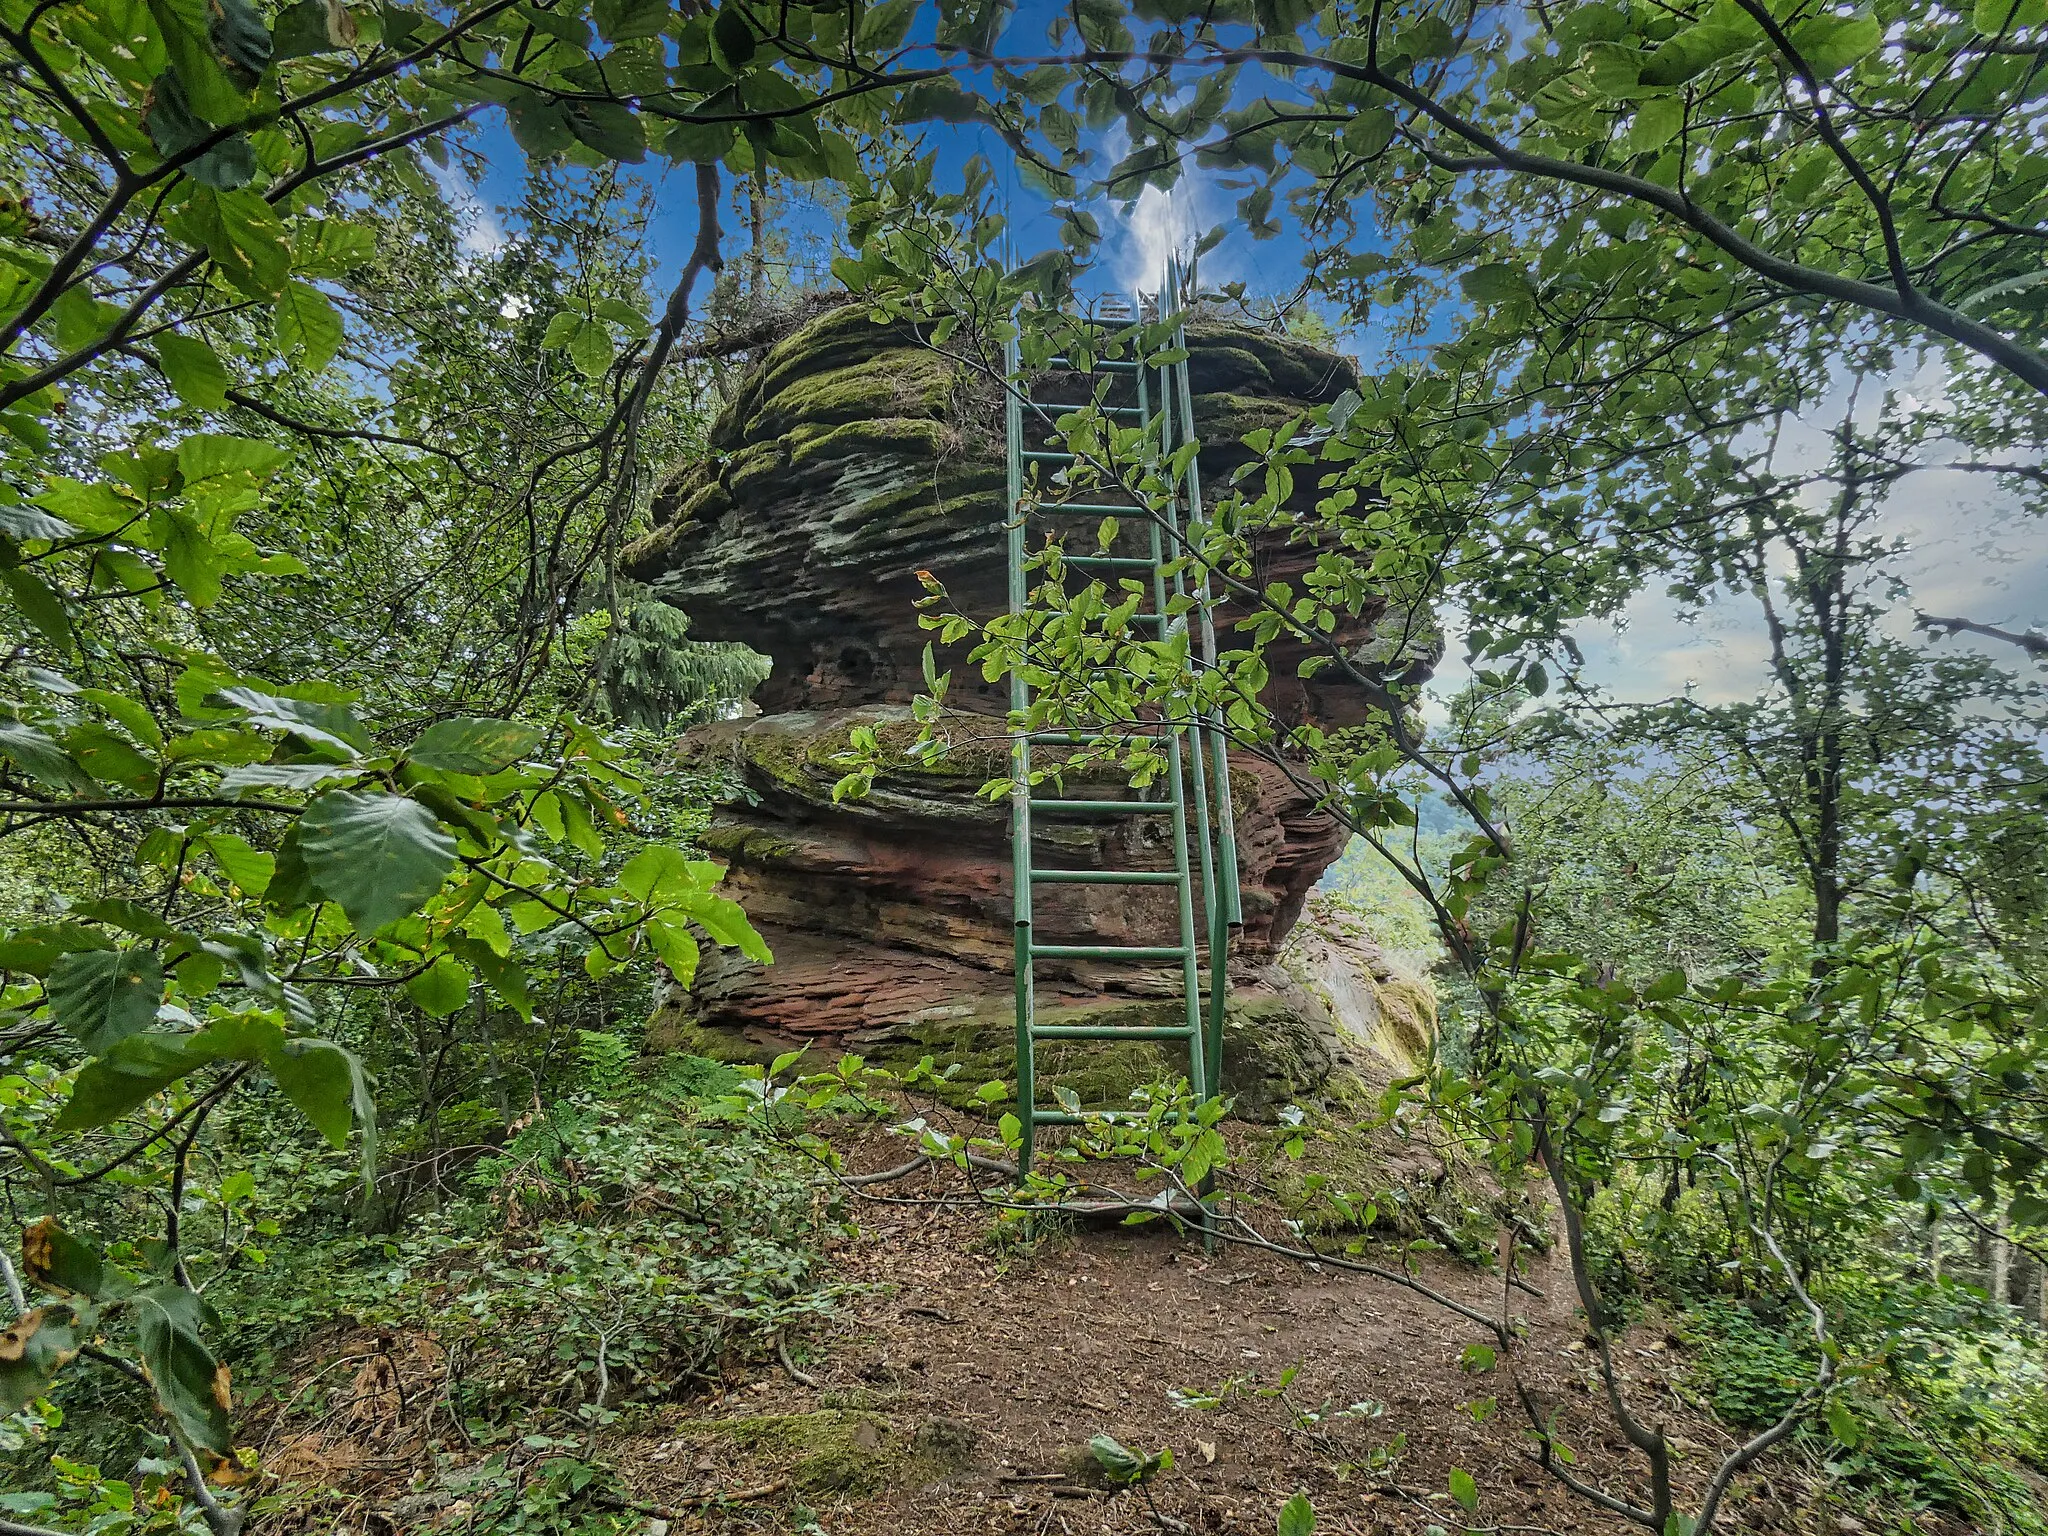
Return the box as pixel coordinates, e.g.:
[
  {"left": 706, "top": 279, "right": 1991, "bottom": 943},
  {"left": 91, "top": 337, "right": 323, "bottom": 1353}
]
[
  {"left": 0, "top": 567, "right": 74, "bottom": 651},
  {"left": 409, "top": 717, "right": 544, "bottom": 774},
  {"left": 595, "top": 0, "right": 670, "bottom": 40},
  {"left": 146, "top": 1, "right": 244, "bottom": 122},
  {"left": 1340, "top": 108, "right": 1395, "bottom": 158},
  {"left": 542, "top": 310, "right": 582, "bottom": 350},
  {"left": 404, "top": 954, "right": 471, "bottom": 1017},
  {"left": 20, "top": 1217, "right": 108, "bottom": 1299},
  {"left": 293, "top": 219, "right": 377, "bottom": 277},
  {"left": 565, "top": 101, "right": 647, "bottom": 163},
  {"left": 1180, "top": 1125, "right": 1226, "bottom": 1184},
  {"left": 297, "top": 790, "right": 457, "bottom": 935},
  {"left": 0, "top": 1307, "right": 79, "bottom": 1414},
  {"left": 142, "top": 67, "right": 257, "bottom": 189},
  {"left": 1277, "top": 1492, "right": 1316, "bottom": 1536},
  {"left": 176, "top": 432, "right": 289, "bottom": 484},
  {"left": 1461, "top": 263, "right": 1532, "bottom": 305},
  {"left": 55, "top": 1014, "right": 281, "bottom": 1132},
  {"left": 0, "top": 721, "right": 97, "bottom": 794},
  {"left": 1448, "top": 1468, "right": 1478, "bottom": 1511},
  {"left": 567, "top": 317, "right": 616, "bottom": 378},
  {"left": 200, "top": 832, "right": 274, "bottom": 895},
  {"left": 210, "top": 685, "right": 368, "bottom": 755},
  {"left": 151, "top": 505, "right": 225, "bottom": 606},
  {"left": 1638, "top": 3, "right": 1759, "bottom": 88},
  {"left": 66, "top": 723, "right": 155, "bottom": 791},
  {"left": 268, "top": 1037, "right": 373, "bottom": 1165},
  {"left": 273, "top": 0, "right": 357, "bottom": 56},
  {"left": 858, "top": 0, "right": 916, "bottom": 50},
  {"left": 664, "top": 116, "right": 736, "bottom": 163},
  {"left": 48, "top": 948, "right": 163, "bottom": 1054},
  {"left": 273, "top": 279, "right": 344, "bottom": 371},
  {"left": 156, "top": 332, "right": 230, "bottom": 408},
  {"left": 1977, "top": 0, "right": 2048, "bottom": 30},
  {"left": 0, "top": 504, "right": 77, "bottom": 543},
  {"left": 712, "top": 3, "right": 757, "bottom": 68},
  {"left": 217, "top": 761, "right": 353, "bottom": 797},
  {"left": 1788, "top": 13, "right": 1882, "bottom": 75},
  {"left": 132, "top": 1283, "right": 231, "bottom": 1454},
  {"left": 1824, "top": 1396, "right": 1861, "bottom": 1448},
  {"left": 165, "top": 187, "right": 289, "bottom": 298},
  {"left": 210, "top": 0, "right": 273, "bottom": 79},
  {"left": 685, "top": 893, "right": 772, "bottom": 962},
  {"left": 1642, "top": 969, "right": 1687, "bottom": 1002},
  {"left": 1627, "top": 96, "right": 1683, "bottom": 156},
  {"left": 645, "top": 914, "right": 699, "bottom": 980},
  {"left": 1087, "top": 1433, "right": 1142, "bottom": 1481},
  {"left": 619, "top": 845, "right": 710, "bottom": 907},
  {"left": 451, "top": 934, "right": 531, "bottom": 1022}
]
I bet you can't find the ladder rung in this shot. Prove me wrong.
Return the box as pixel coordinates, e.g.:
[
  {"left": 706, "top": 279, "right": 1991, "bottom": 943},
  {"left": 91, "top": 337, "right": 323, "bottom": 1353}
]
[
  {"left": 1034, "top": 502, "right": 1147, "bottom": 516},
  {"left": 1023, "top": 450, "right": 1076, "bottom": 462},
  {"left": 1031, "top": 1023, "right": 1196, "bottom": 1040},
  {"left": 1030, "top": 868, "right": 1182, "bottom": 885},
  {"left": 1030, "top": 944, "right": 1189, "bottom": 961},
  {"left": 1029, "top": 798, "right": 1179, "bottom": 814},
  {"left": 1061, "top": 555, "right": 1155, "bottom": 570},
  {"left": 1047, "top": 357, "right": 1140, "bottom": 371}
]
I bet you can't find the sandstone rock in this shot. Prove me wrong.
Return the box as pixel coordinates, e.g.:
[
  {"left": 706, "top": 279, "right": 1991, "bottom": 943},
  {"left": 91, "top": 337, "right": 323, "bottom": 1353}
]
[
  {"left": 630, "top": 302, "right": 1436, "bottom": 1088},
  {"left": 621, "top": 303, "right": 1404, "bottom": 727}
]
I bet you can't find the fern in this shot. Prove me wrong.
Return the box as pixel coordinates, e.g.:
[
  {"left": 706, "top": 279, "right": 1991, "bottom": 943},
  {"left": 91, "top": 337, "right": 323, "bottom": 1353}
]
[{"left": 575, "top": 1029, "right": 638, "bottom": 1100}]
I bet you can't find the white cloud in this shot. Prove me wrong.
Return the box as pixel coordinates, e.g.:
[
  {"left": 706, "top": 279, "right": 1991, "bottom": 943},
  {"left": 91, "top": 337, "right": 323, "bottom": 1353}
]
[
  {"left": 426, "top": 160, "right": 507, "bottom": 261},
  {"left": 1110, "top": 182, "right": 1200, "bottom": 296}
]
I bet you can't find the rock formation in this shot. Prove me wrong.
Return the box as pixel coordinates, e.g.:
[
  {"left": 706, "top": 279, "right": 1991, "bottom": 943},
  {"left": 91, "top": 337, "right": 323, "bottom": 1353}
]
[{"left": 624, "top": 301, "right": 1435, "bottom": 1104}]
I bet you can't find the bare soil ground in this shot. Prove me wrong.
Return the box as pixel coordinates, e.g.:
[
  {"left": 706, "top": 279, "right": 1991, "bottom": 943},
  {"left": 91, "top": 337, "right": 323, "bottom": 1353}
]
[{"left": 609, "top": 1161, "right": 1815, "bottom": 1536}]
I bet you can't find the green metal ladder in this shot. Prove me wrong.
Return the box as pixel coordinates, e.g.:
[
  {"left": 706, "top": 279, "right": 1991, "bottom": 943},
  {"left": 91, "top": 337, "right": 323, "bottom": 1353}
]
[{"left": 1003, "top": 266, "right": 1243, "bottom": 1181}]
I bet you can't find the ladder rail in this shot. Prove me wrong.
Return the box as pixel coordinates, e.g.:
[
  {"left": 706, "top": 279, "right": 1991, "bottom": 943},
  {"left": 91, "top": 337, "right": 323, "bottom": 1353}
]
[
  {"left": 1166, "top": 255, "right": 1244, "bottom": 1094},
  {"left": 1136, "top": 354, "right": 1211, "bottom": 1102},
  {"left": 1005, "top": 330, "right": 1036, "bottom": 1176},
  {"left": 1153, "top": 339, "right": 1224, "bottom": 1104},
  {"left": 1003, "top": 288, "right": 1234, "bottom": 1181}
]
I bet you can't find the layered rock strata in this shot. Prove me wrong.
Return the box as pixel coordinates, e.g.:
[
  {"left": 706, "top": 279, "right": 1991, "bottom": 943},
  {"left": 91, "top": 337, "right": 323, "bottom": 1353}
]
[{"left": 625, "top": 301, "right": 1433, "bottom": 1097}]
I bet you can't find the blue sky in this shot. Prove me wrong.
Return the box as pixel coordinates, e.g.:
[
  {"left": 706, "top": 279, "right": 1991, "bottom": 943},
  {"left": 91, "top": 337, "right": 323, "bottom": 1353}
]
[
  {"left": 446, "top": 0, "right": 1331, "bottom": 313},
  {"left": 432, "top": 34, "right": 2047, "bottom": 716}
]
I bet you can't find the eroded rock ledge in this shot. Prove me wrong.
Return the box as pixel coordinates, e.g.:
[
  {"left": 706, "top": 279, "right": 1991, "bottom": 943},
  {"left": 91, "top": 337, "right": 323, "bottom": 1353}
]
[{"left": 627, "top": 304, "right": 1436, "bottom": 1098}]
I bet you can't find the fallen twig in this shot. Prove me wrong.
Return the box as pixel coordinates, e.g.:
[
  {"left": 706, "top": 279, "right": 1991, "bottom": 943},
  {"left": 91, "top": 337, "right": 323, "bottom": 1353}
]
[{"left": 776, "top": 1330, "right": 819, "bottom": 1388}]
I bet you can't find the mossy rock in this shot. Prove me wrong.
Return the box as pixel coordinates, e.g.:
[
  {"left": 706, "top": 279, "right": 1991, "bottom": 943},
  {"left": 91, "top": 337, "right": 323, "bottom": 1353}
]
[
  {"left": 679, "top": 1410, "right": 977, "bottom": 1495},
  {"left": 621, "top": 304, "right": 1368, "bottom": 717}
]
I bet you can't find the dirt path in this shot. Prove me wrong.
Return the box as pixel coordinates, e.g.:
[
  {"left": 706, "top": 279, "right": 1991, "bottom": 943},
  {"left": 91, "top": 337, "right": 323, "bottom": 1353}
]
[{"left": 618, "top": 1179, "right": 1767, "bottom": 1536}]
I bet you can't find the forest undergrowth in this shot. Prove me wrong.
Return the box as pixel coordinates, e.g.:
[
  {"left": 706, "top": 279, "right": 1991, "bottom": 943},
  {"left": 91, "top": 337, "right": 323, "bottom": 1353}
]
[{"left": 4, "top": 0, "right": 2048, "bottom": 1531}]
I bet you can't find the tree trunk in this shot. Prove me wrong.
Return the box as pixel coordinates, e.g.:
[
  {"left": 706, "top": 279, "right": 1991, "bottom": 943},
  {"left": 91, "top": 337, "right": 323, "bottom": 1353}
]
[{"left": 1993, "top": 1233, "right": 2012, "bottom": 1307}]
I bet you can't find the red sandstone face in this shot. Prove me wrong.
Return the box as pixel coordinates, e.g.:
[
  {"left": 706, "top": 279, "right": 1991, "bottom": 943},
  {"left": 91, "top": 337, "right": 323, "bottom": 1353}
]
[
  {"left": 625, "top": 307, "right": 1434, "bottom": 1044},
  {"left": 664, "top": 711, "right": 1352, "bottom": 1047},
  {"left": 679, "top": 705, "right": 1343, "bottom": 970}
]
